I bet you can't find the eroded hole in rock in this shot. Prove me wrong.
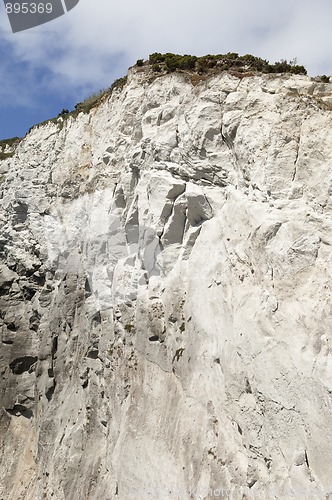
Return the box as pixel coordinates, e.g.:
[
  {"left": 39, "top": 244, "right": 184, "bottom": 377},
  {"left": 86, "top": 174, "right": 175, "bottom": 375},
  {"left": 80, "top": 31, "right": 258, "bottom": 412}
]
[
  {"left": 245, "top": 378, "right": 252, "bottom": 394},
  {"left": 92, "top": 311, "right": 101, "bottom": 325},
  {"left": 304, "top": 450, "right": 310, "bottom": 468},
  {"left": 46, "top": 383, "right": 56, "bottom": 401},
  {"left": 32, "top": 273, "right": 46, "bottom": 286},
  {"left": 22, "top": 287, "right": 36, "bottom": 301},
  {"left": 85, "top": 278, "right": 92, "bottom": 297},
  {"left": 148, "top": 335, "right": 160, "bottom": 342},
  {"left": 52, "top": 337, "right": 58, "bottom": 358},
  {"left": 6, "top": 322, "right": 18, "bottom": 332},
  {"left": 2, "top": 340, "right": 14, "bottom": 345},
  {"left": 6, "top": 404, "right": 33, "bottom": 419},
  {"left": 13, "top": 202, "right": 28, "bottom": 224},
  {"left": 25, "top": 268, "right": 36, "bottom": 278},
  {"left": 29, "top": 312, "right": 41, "bottom": 332},
  {"left": 87, "top": 349, "right": 99, "bottom": 359},
  {"left": 172, "top": 347, "right": 185, "bottom": 362},
  {"left": 9, "top": 356, "right": 38, "bottom": 375}
]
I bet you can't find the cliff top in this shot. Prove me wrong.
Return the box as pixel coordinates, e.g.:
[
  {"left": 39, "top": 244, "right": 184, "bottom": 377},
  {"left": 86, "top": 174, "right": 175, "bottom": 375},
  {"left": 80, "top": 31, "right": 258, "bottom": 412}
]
[{"left": 0, "top": 52, "right": 329, "bottom": 155}]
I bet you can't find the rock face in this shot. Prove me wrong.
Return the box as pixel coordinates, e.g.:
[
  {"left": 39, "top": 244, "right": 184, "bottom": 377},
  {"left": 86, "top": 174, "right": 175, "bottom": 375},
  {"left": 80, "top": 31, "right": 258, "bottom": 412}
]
[{"left": 1, "top": 67, "right": 332, "bottom": 499}]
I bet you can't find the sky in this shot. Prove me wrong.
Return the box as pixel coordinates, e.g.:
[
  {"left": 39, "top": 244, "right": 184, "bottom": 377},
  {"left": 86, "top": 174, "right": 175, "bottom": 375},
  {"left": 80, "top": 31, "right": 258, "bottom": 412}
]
[{"left": 1, "top": 0, "right": 332, "bottom": 140}]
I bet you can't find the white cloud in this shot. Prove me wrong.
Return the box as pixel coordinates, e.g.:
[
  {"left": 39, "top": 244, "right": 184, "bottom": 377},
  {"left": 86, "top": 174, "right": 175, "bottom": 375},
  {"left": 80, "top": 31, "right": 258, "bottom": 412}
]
[{"left": 1, "top": 0, "right": 332, "bottom": 108}]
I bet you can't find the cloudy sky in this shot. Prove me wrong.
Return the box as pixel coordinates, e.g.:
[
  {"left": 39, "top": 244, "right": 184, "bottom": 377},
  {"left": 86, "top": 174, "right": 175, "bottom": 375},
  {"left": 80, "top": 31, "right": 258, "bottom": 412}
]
[{"left": 0, "top": 0, "right": 332, "bottom": 140}]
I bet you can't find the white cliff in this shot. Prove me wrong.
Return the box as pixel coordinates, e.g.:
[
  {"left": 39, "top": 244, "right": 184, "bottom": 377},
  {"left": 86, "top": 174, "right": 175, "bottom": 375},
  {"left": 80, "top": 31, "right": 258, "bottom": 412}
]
[{"left": 1, "top": 65, "right": 332, "bottom": 499}]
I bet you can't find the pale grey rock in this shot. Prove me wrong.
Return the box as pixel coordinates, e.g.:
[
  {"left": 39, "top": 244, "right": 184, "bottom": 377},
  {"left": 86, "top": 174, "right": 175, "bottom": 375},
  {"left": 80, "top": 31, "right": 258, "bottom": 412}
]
[{"left": 1, "top": 68, "right": 332, "bottom": 499}]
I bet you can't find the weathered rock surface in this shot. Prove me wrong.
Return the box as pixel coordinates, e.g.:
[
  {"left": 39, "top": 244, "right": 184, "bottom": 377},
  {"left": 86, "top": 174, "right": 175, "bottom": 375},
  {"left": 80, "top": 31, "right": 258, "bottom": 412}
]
[{"left": 1, "top": 67, "right": 332, "bottom": 499}]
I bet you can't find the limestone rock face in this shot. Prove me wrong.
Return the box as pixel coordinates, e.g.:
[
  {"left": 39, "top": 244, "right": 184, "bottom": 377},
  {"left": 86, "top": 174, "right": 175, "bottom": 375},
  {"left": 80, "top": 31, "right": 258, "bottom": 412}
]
[{"left": 1, "top": 68, "right": 332, "bottom": 499}]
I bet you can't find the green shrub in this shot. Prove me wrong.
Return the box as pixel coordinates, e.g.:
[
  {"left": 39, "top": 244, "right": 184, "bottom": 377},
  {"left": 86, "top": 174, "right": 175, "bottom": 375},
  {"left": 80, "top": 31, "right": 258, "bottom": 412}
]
[
  {"left": 268, "top": 59, "right": 307, "bottom": 75},
  {"left": 149, "top": 53, "right": 166, "bottom": 64},
  {"left": 75, "top": 89, "right": 105, "bottom": 113},
  {"left": 136, "top": 59, "right": 144, "bottom": 67},
  {"left": 197, "top": 57, "right": 210, "bottom": 73},
  {"left": 320, "top": 75, "right": 330, "bottom": 83},
  {"left": 239, "top": 55, "right": 268, "bottom": 71},
  {"left": 240, "top": 54, "right": 257, "bottom": 62},
  {"left": 224, "top": 52, "right": 239, "bottom": 60},
  {"left": 58, "top": 108, "right": 69, "bottom": 117},
  {"left": 266, "top": 64, "right": 275, "bottom": 73},
  {"left": 152, "top": 63, "right": 162, "bottom": 72},
  {"left": 220, "top": 63, "right": 230, "bottom": 71},
  {"left": 0, "top": 151, "right": 14, "bottom": 160},
  {"left": 0, "top": 136, "right": 21, "bottom": 148},
  {"left": 178, "top": 54, "right": 197, "bottom": 70},
  {"left": 0, "top": 136, "right": 21, "bottom": 160},
  {"left": 273, "top": 59, "right": 290, "bottom": 73},
  {"left": 146, "top": 52, "right": 307, "bottom": 76},
  {"left": 290, "top": 65, "right": 307, "bottom": 75},
  {"left": 110, "top": 76, "right": 128, "bottom": 92},
  {"left": 164, "top": 53, "right": 182, "bottom": 71}
]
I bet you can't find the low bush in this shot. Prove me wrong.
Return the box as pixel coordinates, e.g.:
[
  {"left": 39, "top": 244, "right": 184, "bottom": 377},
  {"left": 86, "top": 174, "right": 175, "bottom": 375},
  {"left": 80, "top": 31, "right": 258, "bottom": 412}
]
[
  {"left": 0, "top": 136, "right": 22, "bottom": 160},
  {"left": 0, "top": 136, "right": 21, "bottom": 149},
  {"left": 58, "top": 108, "right": 69, "bottom": 117},
  {"left": 149, "top": 53, "right": 166, "bottom": 64},
  {"left": 0, "top": 151, "right": 14, "bottom": 160},
  {"left": 152, "top": 63, "right": 162, "bottom": 72},
  {"left": 110, "top": 76, "right": 128, "bottom": 92},
  {"left": 75, "top": 89, "right": 106, "bottom": 114},
  {"left": 145, "top": 52, "right": 307, "bottom": 76}
]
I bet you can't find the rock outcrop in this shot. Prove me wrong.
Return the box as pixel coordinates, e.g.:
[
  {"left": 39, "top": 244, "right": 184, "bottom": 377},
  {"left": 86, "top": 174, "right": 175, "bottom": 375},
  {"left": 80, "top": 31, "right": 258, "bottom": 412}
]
[{"left": 1, "top": 65, "right": 332, "bottom": 499}]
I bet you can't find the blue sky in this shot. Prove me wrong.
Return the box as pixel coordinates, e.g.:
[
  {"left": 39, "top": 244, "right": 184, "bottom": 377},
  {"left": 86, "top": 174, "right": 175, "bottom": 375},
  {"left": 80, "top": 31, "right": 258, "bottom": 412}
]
[{"left": 1, "top": 0, "right": 332, "bottom": 140}]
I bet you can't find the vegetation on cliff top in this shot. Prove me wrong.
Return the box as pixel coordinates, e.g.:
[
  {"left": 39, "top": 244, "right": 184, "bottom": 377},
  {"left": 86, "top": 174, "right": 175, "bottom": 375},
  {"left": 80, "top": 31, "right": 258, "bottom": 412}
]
[
  {"left": 146, "top": 52, "right": 307, "bottom": 76},
  {"left": 1, "top": 52, "right": 329, "bottom": 150},
  {"left": 27, "top": 53, "right": 308, "bottom": 135}
]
